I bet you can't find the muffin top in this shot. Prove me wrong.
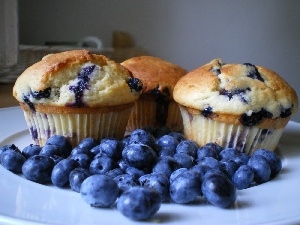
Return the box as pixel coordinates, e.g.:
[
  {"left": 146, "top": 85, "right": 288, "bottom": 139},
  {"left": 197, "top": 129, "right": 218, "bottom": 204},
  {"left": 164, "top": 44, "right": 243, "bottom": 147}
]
[
  {"left": 121, "top": 56, "right": 187, "bottom": 101},
  {"left": 13, "top": 50, "right": 143, "bottom": 109},
  {"left": 173, "top": 58, "right": 298, "bottom": 126}
]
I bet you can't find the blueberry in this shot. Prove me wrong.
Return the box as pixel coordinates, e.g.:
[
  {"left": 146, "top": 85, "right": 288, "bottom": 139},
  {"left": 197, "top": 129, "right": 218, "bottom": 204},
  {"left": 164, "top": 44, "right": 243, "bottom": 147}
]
[
  {"left": 203, "top": 142, "right": 223, "bottom": 155},
  {"left": 170, "top": 170, "right": 201, "bottom": 204},
  {"left": 202, "top": 106, "right": 213, "bottom": 117},
  {"left": 243, "top": 63, "right": 264, "bottom": 82},
  {"left": 232, "top": 153, "right": 250, "bottom": 166},
  {"left": 90, "top": 145, "right": 100, "bottom": 156},
  {"left": 139, "top": 173, "right": 170, "bottom": 202},
  {"left": 70, "top": 153, "right": 92, "bottom": 169},
  {"left": 175, "top": 140, "right": 198, "bottom": 158},
  {"left": 99, "top": 138, "right": 123, "bottom": 160},
  {"left": 252, "top": 149, "right": 282, "bottom": 177},
  {"left": 117, "top": 159, "right": 130, "bottom": 171},
  {"left": 70, "top": 147, "right": 93, "bottom": 158},
  {"left": 51, "top": 158, "right": 80, "bottom": 187},
  {"left": 78, "top": 137, "right": 98, "bottom": 152},
  {"left": 105, "top": 168, "right": 124, "bottom": 178},
  {"left": 152, "top": 156, "right": 180, "bottom": 178},
  {"left": 22, "top": 155, "right": 55, "bottom": 184},
  {"left": 49, "top": 155, "right": 64, "bottom": 164},
  {"left": 68, "top": 65, "right": 96, "bottom": 108},
  {"left": 121, "top": 135, "right": 131, "bottom": 148},
  {"left": 45, "top": 135, "right": 72, "bottom": 158},
  {"left": 122, "top": 144, "right": 157, "bottom": 170},
  {"left": 30, "top": 87, "right": 51, "bottom": 100},
  {"left": 197, "top": 156, "right": 223, "bottom": 171},
  {"left": 168, "top": 132, "right": 185, "bottom": 142},
  {"left": 129, "top": 129, "right": 157, "bottom": 151},
  {"left": 240, "top": 108, "right": 272, "bottom": 127},
  {"left": 201, "top": 170, "right": 236, "bottom": 208},
  {"left": 125, "top": 167, "right": 145, "bottom": 179},
  {"left": 219, "top": 88, "right": 250, "bottom": 103},
  {"left": 157, "top": 146, "right": 175, "bottom": 157},
  {"left": 69, "top": 168, "right": 91, "bottom": 192},
  {"left": 1, "top": 149, "right": 26, "bottom": 173},
  {"left": 80, "top": 174, "right": 119, "bottom": 208},
  {"left": 169, "top": 168, "right": 188, "bottom": 183},
  {"left": 127, "top": 77, "right": 143, "bottom": 92},
  {"left": 114, "top": 174, "right": 138, "bottom": 193},
  {"left": 117, "top": 186, "right": 161, "bottom": 221},
  {"left": 155, "top": 135, "right": 178, "bottom": 151},
  {"left": 219, "top": 148, "right": 241, "bottom": 160},
  {"left": 90, "top": 155, "right": 116, "bottom": 175},
  {"left": 22, "top": 144, "right": 42, "bottom": 158},
  {"left": 221, "top": 159, "right": 239, "bottom": 179},
  {"left": 0, "top": 144, "right": 20, "bottom": 156},
  {"left": 39, "top": 144, "right": 61, "bottom": 157},
  {"left": 173, "top": 153, "right": 195, "bottom": 169},
  {"left": 190, "top": 165, "right": 211, "bottom": 180},
  {"left": 247, "top": 155, "right": 271, "bottom": 183},
  {"left": 197, "top": 145, "right": 218, "bottom": 160},
  {"left": 232, "top": 165, "right": 254, "bottom": 190}
]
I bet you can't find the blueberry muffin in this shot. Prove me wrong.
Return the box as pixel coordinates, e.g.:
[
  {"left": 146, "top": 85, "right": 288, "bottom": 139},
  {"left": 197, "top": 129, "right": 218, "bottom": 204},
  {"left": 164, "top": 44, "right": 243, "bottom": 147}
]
[
  {"left": 121, "top": 56, "right": 187, "bottom": 132},
  {"left": 13, "top": 50, "right": 143, "bottom": 147},
  {"left": 173, "top": 58, "right": 298, "bottom": 154}
]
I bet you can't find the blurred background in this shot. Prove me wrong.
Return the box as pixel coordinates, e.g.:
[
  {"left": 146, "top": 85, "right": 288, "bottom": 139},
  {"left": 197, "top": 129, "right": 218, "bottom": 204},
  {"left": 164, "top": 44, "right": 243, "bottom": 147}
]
[{"left": 2, "top": 0, "right": 300, "bottom": 121}]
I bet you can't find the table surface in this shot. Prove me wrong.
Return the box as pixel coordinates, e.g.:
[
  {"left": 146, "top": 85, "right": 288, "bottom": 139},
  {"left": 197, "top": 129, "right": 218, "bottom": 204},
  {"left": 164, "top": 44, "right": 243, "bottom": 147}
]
[{"left": 0, "top": 83, "right": 19, "bottom": 108}]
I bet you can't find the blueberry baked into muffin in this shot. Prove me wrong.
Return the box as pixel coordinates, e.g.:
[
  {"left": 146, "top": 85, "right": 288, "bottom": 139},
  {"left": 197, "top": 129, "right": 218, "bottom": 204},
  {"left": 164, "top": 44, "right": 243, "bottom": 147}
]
[
  {"left": 173, "top": 58, "right": 298, "bottom": 154},
  {"left": 121, "top": 56, "right": 187, "bottom": 132},
  {"left": 13, "top": 50, "right": 143, "bottom": 147}
]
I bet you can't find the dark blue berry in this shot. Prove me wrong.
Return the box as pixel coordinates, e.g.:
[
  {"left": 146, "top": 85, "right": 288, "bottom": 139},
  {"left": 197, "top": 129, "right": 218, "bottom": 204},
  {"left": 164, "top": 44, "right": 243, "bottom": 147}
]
[
  {"left": 127, "top": 77, "right": 143, "bottom": 92},
  {"left": 68, "top": 65, "right": 96, "bottom": 108},
  {"left": 243, "top": 63, "right": 264, "bottom": 82},
  {"left": 117, "top": 186, "right": 161, "bottom": 221},
  {"left": 51, "top": 158, "right": 80, "bottom": 187},
  {"left": 219, "top": 148, "right": 241, "bottom": 160},
  {"left": 201, "top": 170, "right": 236, "bottom": 208},
  {"left": 202, "top": 106, "right": 213, "bottom": 117},
  {"left": 252, "top": 149, "right": 282, "bottom": 178},
  {"left": 22, "top": 144, "right": 42, "bottom": 158},
  {"left": 139, "top": 173, "right": 170, "bottom": 202},
  {"left": 169, "top": 168, "right": 189, "bottom": 183},
  {"left": 105, "top": 168, "right": 124, "bottom": 178},
  {"left": 197, "top": 156, "right": 223, "bottom": 171},
  {"left": 1, "top": 149, "right": 26, "bottom": 174},
  {"left": 45, "top": 135, "right": 72, "bottom": 158},
  {"left": 247, "top": 155, "right": 271, "bottom": 183},
  {"left": 39, "top": 144, "right": 61, "bottom": 157},
  {"left": 89, "top": 155, "right": 116, "bottom": 175},
  {"left": 30, "top": 87, "right": 51, "bottom": 100},
  {"left": 125, "top": 166, "right": 145, "bottom": 179},
  {"left": 176, "top": 140, "right": 198, "bottom": 158},
  {"left": 69, "top": 167, "right": 91, "bottom": 192},
  {"left": 168, "top": 132, "right": 185, "bottom": 142},
  {"left": 170, "top": 170, "right": 201, "bottom": 204},
  {"left": 80, "top": 174, "right": 119, "bottom": 208},
  {"left": 122, "top": 144, "right": 157, "bottom": 170},
  {"left": 70, "top": 153, "right": 92, "bottom": 169},
  {"left": 232, "top": 165, "right": 254, "bottom": 190},
  {"left": 152, "top": 156, "right": 180, "bottom": 178},
  {"left": 22, "top": 155, "right": 55, "bottom": 184},
  {"left": 173, "top": 153, "right": 195, "bottom": 168},
  {"left": 156, "top": 134, "right": 178, "bottom": 151},
  {"left": 114, "top": 174, "right": 138, "bottom": 193},
  {"left": 99, "top": 138, "right": 123, "bottom": 160},
  {"left": 221, "top": 159, "right": 239, "bottom": 179},
  {"left": 129, "top": 129, "right": 157, "bottom": 151}
]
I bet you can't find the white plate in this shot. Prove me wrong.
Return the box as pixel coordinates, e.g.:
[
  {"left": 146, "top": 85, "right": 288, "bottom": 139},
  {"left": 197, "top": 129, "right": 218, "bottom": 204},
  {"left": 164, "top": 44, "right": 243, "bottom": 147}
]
[{"left": 0, "top": 107, "right": 300, "bottom": 225}]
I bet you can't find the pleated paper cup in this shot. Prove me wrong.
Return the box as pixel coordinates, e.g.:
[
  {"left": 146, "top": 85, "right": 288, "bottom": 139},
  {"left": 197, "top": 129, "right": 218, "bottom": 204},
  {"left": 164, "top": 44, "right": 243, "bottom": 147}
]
[
  {"left": 126, "top": 97, "right": 183, "bottom": 132},
  {"left": 180, "top": 106, "right": 286, "bottom": 155},
  {"left": 21, "top": 103, "right": 134, "bottom": 147}
]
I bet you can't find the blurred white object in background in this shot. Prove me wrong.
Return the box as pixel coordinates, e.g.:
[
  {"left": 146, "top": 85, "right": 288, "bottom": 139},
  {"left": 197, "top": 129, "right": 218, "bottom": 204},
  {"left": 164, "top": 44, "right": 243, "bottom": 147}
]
[{"left": 0, "top": 0, "right": 18, "bottom": 68}]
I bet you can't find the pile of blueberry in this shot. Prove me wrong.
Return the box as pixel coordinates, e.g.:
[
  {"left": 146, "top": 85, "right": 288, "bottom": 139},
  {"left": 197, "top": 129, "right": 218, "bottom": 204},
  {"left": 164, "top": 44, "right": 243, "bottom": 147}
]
[{"left": 0, "top": 127, "right": 282, "bottom": 221}]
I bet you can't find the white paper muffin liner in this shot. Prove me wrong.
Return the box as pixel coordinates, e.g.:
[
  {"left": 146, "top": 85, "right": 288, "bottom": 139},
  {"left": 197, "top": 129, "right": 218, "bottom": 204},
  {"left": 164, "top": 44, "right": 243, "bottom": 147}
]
[
  {"left": 23, "top": 107, "right": 132, "bottom": 147},
  {"left": 126, "top": 98, "right": 183, "bottom": 132},
  {"left": 180, "top": 106, "right": 284, "bottom": 155}
]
